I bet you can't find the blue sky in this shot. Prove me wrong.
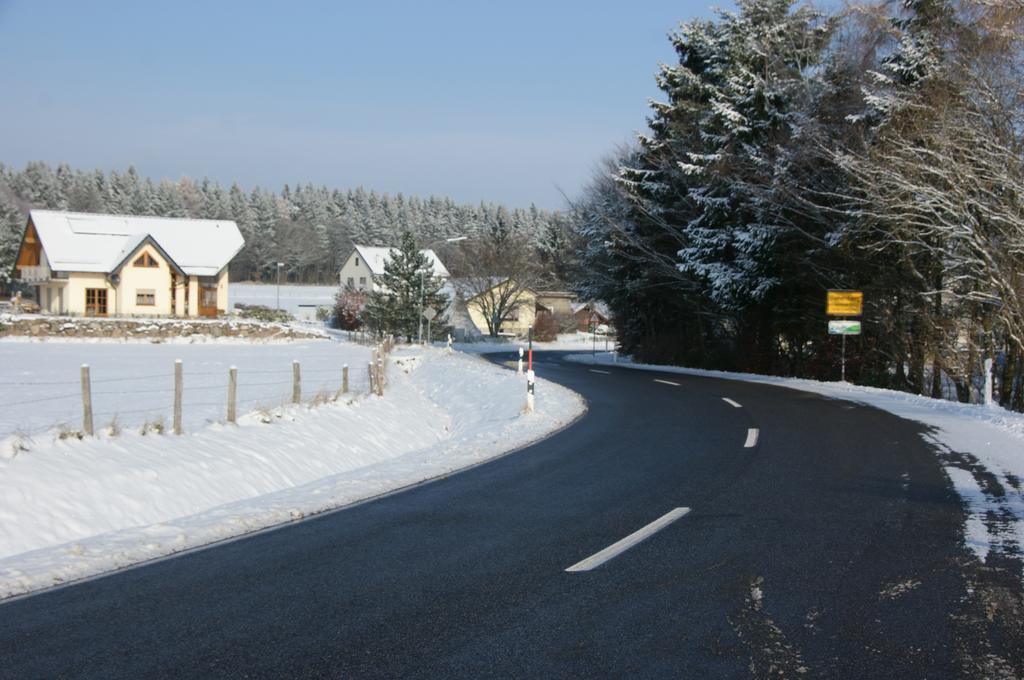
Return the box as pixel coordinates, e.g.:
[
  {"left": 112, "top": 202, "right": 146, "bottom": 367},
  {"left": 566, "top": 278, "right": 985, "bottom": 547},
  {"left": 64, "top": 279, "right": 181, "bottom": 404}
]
[{"left": 0, "top": 1, "right": 729, "bottom": 209}]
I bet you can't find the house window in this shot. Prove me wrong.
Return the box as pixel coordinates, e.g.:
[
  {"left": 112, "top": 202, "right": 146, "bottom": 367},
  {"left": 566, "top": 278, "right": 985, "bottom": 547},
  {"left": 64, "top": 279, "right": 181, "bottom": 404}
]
[
  {"left": 136, "top": 289, "right": 156, "bottom": 306},
  {"left": 133, "top": 252, "right": 159, "bottom": 268},
  {"left": 85, "top": 288, "right": 107, "bottom": 316},
  {"left": 346, "top": 277, "right": 354, "bottom": 287},
  {"left": 355, "top": 257, "right": 360, "bottom": 267},
  {"left": 359, "top": 277, "right": 367, "bottom": 288}
]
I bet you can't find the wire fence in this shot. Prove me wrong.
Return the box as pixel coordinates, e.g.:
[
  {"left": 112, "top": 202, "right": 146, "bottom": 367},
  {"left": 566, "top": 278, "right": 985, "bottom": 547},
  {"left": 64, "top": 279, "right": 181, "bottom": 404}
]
[{"left": 0, "top": 343, "right": 392, "bottom": 441}]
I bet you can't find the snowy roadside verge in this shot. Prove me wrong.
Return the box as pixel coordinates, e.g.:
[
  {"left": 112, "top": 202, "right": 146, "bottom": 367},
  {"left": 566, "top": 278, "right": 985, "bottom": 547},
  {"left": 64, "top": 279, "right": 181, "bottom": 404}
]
[
  {"left": 0, "top": 348, "right": 585, "bottom": 600},
  {"left": 567, "top": 352, "right": 1024, "bottom": 569}
]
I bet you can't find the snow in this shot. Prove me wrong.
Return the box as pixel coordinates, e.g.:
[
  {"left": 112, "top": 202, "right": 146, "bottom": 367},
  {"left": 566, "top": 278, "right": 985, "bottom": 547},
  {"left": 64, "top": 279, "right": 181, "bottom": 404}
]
[
  {"left": 229, "top": 282, "right": 339, "bottom": 320},
  {"left": 0, "top": 346, "right": 585, "bottom": 598},
  {"left": 29, "top": 210, "right": 243, "bottom": 276},
  {"left": 567, "top": 352, "right": 1024, "bottom": 569},
  {"left": 0, "top": 339, "right": 357, "bottom": 442}
]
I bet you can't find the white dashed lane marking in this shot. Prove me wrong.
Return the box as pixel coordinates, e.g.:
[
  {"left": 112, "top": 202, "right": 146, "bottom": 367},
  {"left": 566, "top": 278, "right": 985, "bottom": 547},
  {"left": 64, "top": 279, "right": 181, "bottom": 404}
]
[
  {"left": 744, "top": 428, "right": 759, "bottom": 448},
  {"left": 589, "top": 369, "right": 611, "bottom": 375},
  {"left": 565, "top": 508, "right": 691, "bottom": 572},
  {"left": 722, "top": 397, "right": 742, "bottom": 408},
  {"left": 654, "top": 379, "right": 681, "bottom": 386}
]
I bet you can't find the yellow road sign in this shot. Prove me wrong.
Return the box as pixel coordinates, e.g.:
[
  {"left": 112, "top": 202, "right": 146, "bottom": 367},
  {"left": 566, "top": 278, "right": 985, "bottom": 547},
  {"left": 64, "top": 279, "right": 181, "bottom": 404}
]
[{"left": 827, "top": 290, "right": 863, "bottom": 316}]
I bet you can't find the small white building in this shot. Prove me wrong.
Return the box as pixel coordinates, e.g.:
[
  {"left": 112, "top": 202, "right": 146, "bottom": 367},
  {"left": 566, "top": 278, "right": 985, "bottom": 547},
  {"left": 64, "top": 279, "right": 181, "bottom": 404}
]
[
  {"left": 339, "top": 244, "right": 450, "bottom": 293},
  {"left": 12, "top": 210, "right": 244, "bottom": 317}
]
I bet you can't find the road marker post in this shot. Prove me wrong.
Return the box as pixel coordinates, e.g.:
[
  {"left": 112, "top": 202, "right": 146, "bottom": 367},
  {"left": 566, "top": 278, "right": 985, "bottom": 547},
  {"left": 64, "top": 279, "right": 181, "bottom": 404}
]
[
  {"left": 526, "top": 369, "right": 535, "bottom": 413},
  {"left": 517, "top": 347, "right": 524, "bottom": 375}
]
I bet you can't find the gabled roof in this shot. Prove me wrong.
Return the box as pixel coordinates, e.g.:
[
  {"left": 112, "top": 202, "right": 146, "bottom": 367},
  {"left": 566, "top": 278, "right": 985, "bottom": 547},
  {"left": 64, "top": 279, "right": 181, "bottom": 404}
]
[
  {"left": 110, "top": 234, "right": 186, "bottom": 277},
  {"left": 571, "top": 300, "right": 611, "bottom": 318},
  {"left": 28, "top": 210, "right": 245, "bottom": 277},
  {"left": 351, "top": 244, "right": 450, "bottom": 278}
]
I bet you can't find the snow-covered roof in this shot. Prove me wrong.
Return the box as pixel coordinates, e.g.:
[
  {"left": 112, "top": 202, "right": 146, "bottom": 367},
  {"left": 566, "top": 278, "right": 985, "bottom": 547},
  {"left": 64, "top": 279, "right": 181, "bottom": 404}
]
[
  {"left": 28, "top": 210, "right": 245, "bottom": 277},
  {"left": 571, "top": 300, "right": 611, "bottom": 318},
  {"left": 352, "top": 244, "right": 450, "bottom": 278}
]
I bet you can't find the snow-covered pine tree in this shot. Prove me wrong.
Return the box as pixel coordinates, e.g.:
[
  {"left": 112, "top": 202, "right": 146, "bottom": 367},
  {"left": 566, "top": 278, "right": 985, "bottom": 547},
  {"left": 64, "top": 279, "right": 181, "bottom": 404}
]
[
  {"left": 10, "top": 162, "right": 63, "bottom": 209},
  {"left": 66, "top": 170, "right": 106, "bottom": 213},
  {"left": 668, "top": 0, "right": 831, "bottom": 309},
  {"left": 607, "top": 0, "right": 833, "bottom": 369},
  {"left": 0, "top": 184, "right": 26, "bottom": 291}
]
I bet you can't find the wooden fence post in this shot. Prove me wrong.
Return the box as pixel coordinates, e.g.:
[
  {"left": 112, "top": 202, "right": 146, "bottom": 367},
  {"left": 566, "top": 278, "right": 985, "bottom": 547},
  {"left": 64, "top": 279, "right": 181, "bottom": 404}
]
[
  {"left": 368, "top": 361, "right": 375, "bottom": 394},
  {"left": 376, "top": 358, "right": 384, "bottom": 396},
  {"left": 342, "top": 364, "right": 349, "bottom": 394},
  {"left": 80, "top": 364, "right": 94, "bottom": 436},
  {"left": 228, "top": 366, "right": 237, "bottom": 423},
  {"left": 292, "top": 360, "right": 301, "bottom": 404},
  {"left": 173, "top": 359, "right": 183, "bottom": 435}
]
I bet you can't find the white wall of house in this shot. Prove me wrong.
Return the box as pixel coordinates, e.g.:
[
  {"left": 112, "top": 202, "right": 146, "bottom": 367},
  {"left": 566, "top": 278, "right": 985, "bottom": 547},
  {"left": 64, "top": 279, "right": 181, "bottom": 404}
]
[
  {"left": 66, "top": 273, "right": 113, "bottom": 316},
  {"left": 187, "top": 276, "right": 200, "bottom": 317},
  {"left": 27, "top": 263, "right": 230, "bottom": 318},
  {"left": 215, "top": 268, "right": 229, "bottom": 313},
  {"left": 338, "top": 251, "right": 374, "bottom": 292},
  {"left": 37, "top": 282, "right": 66, "bottom": 314},
  {"left": 115, "top": 246, "right": 174, "bottom": 316}
]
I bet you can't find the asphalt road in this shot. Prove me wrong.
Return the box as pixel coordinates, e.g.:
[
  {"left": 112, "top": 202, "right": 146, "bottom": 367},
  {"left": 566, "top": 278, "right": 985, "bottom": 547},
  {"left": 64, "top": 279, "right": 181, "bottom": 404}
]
[{"left": 1, "top": 350, "right": 1020, "bottom": 678}]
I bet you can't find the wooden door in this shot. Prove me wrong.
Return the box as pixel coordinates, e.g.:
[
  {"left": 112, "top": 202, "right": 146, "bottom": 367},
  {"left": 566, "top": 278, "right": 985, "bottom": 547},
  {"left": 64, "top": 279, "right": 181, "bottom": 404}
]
[
  {"left": 85, "top": 288, "right": 107, "bottom": 316},
  {"left": 199, "top": 286, "right": 218, "bottom": 318}
]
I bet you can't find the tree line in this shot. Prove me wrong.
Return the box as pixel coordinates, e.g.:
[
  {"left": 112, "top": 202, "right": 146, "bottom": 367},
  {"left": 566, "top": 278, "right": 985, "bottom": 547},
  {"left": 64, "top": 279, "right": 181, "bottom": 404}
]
[
  {"left": 570, "top": 0, "right": 1024, "bottom": 410},
  {"left": 0, "top": 162, "right": 572, "bottom": 287}
]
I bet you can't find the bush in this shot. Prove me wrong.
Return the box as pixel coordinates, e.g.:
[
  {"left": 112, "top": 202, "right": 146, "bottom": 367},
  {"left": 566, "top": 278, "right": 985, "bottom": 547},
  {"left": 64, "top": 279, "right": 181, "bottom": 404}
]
[
  {"left": 332, "top": 288, "right": 367, "bottom": 330},
  {"left": 533, "top": 312, "right": 558, "bottom": 342},
  {"left": 233, "top": 303, "right": 293, "bottom": 323}
]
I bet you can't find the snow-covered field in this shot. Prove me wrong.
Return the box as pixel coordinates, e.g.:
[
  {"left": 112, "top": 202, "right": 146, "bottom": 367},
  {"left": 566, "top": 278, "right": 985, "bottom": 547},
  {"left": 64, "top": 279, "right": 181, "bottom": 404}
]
[
  {"left": 229, "top": 282, "right": 339, "bottom": 321},
  {"left": 568, "top": 352, "right": 1024, "bottom": 570},
  {"left": 0, "top": 347, "right": 585, "bottom": 598},
  {"left": 0, "top": 339, "right": 363, "bottom": 442}
]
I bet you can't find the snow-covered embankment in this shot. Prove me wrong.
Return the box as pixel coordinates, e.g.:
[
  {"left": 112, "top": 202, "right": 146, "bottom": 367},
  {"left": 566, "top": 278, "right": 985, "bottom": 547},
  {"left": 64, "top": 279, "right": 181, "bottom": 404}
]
[{"left": 0, "top": 348, "right": 585, "bottom": 599}]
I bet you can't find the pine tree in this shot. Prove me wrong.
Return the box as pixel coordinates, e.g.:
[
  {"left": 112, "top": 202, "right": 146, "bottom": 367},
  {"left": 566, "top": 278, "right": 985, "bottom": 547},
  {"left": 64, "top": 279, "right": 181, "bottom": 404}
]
[
  {"left": 361, "top": 230, "right": 448, "bottom": 340},
  {"left": 0, "top": 186, "right": 25, "bottom": 291}
]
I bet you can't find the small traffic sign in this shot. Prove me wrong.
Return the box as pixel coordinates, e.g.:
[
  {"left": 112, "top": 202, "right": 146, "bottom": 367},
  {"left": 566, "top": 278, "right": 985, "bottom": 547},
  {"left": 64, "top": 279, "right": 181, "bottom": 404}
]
[
  {"left": 422, "top": 307, "right": 437, "bottom": 321},
  {"left": 828, "top": 320, "right": 862, "bottom": 335},
  {"left": 827, "top": 290, "right": 863, "bottom": 316}
]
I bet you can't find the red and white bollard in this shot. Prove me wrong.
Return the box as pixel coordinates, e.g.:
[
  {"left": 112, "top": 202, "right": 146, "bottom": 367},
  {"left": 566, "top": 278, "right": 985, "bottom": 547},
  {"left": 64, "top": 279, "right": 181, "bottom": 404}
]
[{"left": 526, "top": 369, "right": 535, "bottom": 413}]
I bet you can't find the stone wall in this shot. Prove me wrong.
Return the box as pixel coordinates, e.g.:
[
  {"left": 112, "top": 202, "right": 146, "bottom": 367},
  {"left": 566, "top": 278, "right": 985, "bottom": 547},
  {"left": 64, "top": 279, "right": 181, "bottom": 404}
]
[{"left": 0, "top": 315, "right": 326, "bottom": 341}]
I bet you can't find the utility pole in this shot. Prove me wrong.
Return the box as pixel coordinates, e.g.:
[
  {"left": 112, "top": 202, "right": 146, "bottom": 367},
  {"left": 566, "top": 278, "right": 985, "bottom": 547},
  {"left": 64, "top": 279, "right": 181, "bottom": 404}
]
[
  {"left": 417, "top": 269, "right": 425, "bottom": 344},
  {"left": 276, "top": 262, "right": 285, "bottom": 312}
]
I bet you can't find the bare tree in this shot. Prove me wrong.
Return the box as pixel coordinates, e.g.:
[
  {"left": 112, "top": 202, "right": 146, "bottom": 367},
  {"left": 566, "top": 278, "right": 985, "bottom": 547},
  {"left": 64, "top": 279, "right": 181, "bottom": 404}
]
[{"left": 447, "top": 223, "right": 546, "bottom": 337}]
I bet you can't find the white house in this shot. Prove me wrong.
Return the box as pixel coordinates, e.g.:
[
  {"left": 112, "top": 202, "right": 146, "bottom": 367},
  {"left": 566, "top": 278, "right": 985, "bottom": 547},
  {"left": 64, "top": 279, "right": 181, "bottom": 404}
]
[
  {"left": 12, "top": 210, "right": 244, "bottom": 317},
  {"left": 338, "top": 244, "right": 450, "bottom": 293}
]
